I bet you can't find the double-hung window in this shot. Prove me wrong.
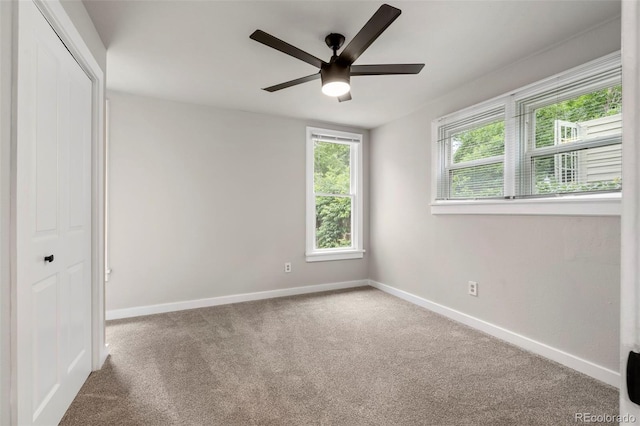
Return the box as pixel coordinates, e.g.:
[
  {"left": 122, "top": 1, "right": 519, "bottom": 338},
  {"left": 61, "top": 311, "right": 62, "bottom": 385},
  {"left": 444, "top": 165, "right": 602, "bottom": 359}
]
[
  {"left": 306, "top": 127, "right": 364, "bottom": 262},
  {"left": 438, "top": 106, "right": 506, "bottom": 199},
  {"left": 433, "top": 52, "right": 622, "bottom": 215}
]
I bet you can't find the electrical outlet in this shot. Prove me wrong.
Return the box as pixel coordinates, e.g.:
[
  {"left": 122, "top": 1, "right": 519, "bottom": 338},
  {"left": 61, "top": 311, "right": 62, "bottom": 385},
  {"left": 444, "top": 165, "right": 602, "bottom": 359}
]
[
  {"left": 284, "top": 262, "right": 292, "bottom": 273},
  {"left": 468, "top": 281, "right": 478, "bottom": 297}
]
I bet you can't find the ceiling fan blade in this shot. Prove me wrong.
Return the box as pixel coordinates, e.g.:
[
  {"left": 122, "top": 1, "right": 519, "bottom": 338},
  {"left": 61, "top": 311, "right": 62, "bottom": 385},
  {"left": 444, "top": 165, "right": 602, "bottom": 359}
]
[
  {"left": 250, "top": 30, "right": 326, "bottom": 69},
  {"left": 262, "top": 73, "right": 320, "bottom": 92},
  {"left": 338, "top": 92, "right": 352, "bottom": 102},
  {"left": 350, "top": 64, "right": 425, "bottom": 76},
  {"left": 338, "top": 4, "right": 401, "bottom": 65}
]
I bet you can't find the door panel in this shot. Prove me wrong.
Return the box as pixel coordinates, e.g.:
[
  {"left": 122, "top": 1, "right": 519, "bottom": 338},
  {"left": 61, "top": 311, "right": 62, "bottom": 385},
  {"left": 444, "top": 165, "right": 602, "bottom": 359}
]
[
  {"left": 34, "top": 43, "right": 60, "bottom": 234},
  {"left": 16, "top": 1, "right": 93, "bottom": 425},
  {"left": 68, "top": 74, "right": 89, "bottom": 231},
  {"left": 32, "top": 274, "right": 59, "bottom": 416},
  {"left": 66, "top": 262, "right": 86, "bottom": 370}
]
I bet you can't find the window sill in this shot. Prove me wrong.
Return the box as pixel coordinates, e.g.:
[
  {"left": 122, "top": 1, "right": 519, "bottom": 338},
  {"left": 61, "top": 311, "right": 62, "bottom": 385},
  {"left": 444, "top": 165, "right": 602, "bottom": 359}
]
[
  {"left": 431, "top": 193, "right": 621, "bottom": 216},
  {"left": 305, "top": 249, "right": 365, "bottom": 262}
]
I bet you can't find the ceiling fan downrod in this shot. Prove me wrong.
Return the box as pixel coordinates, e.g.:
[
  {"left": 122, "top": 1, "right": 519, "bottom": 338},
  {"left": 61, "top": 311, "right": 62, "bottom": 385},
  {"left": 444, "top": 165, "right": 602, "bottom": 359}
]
[{"left": 325, "top": 33, "right": 346, "bottom": 61}]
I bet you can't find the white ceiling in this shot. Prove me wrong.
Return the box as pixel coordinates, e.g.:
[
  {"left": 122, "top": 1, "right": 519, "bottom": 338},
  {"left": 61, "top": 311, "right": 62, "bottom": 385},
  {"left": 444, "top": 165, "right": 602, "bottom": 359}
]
[{"left": 83, "top": 0, "right": 621, "bottom": 129}]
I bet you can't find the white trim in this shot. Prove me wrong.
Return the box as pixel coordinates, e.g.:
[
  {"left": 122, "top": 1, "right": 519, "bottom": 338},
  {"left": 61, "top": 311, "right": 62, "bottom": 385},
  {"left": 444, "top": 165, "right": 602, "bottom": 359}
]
[
  {"left": 503, "top": 95, "right": 517, "bottom": 198},
  {"left": 369, "top": 280, "right": 620, "bottom": 388},
  {"left": 528, "top": 134, "right": 621, "bottom": 158},
  {"left": 447, "top": 155, "right": 504, "bottom": 171},
  {"left": 431, "top": 120, "right": 440, "bottom": 205},
  {"left": 306, "top": 127, "right": 364, "bottom": 262},
  {"left": 106, "top": 280, "right": 369, "bottom": 320},
  {"left": 305, "top": 249, "right": 365, "bottom": 262},
  {"left": 105, "top": 99, "right": 111, "bottom": 283},
  {"left": 620, "top": 0, "right": 640, "bottom": 418},
  {"left": 431, "top": 192, "right": 621, "bottom": 216}
]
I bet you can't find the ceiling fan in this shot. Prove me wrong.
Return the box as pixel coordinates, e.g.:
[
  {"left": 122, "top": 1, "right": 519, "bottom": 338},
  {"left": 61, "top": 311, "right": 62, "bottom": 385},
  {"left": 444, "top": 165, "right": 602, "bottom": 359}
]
[{"left": 250, "top": 3, "right": 424, "bottom": 102}]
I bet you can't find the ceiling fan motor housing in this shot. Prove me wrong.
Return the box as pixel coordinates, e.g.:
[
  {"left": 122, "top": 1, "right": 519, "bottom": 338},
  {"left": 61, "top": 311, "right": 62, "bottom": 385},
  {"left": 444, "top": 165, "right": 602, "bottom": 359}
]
[{"left": 321, "top": 62, "right": 350, "bottom": 87}]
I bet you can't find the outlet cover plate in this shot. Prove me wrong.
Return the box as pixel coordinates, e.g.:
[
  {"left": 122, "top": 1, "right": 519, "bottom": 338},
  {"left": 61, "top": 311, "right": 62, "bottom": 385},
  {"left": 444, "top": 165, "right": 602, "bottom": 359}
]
[{"left": 468, "top": 281, "right": 478, "bottom": 296}]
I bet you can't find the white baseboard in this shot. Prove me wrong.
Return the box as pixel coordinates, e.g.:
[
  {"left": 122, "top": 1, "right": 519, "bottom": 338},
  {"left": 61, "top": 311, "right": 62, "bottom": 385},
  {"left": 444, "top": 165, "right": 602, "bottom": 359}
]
[
  {"left": 106, "top": 280, "right": 368, "bottom": 321},
  {"left": 368, "top": 279, "right": 620, "bottom": 388}
]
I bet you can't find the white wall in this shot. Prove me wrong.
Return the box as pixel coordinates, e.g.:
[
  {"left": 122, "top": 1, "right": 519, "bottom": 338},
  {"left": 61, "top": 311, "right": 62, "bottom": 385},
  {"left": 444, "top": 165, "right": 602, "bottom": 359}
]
[
  {"left": 106, "top": 91, "right": 369, "bottom": 311},
  {"left": 369, "top": 18, "right": 621, "bottom": 373},
  {"left": 0, "top": 2, "right": 12, "bottom": 424}
]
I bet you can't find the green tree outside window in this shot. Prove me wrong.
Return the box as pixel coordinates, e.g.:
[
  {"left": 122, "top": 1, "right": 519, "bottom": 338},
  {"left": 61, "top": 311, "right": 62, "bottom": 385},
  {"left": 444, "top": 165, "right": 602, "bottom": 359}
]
[{"left": 314, "top": 141, "right": 352, "bottom": 249}]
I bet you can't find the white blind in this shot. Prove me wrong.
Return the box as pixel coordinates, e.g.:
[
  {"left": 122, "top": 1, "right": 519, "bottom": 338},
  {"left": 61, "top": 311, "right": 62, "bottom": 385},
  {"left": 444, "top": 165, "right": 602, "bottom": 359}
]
[{"left": 311, "top": 133, "right": 360, "bottom": 144}]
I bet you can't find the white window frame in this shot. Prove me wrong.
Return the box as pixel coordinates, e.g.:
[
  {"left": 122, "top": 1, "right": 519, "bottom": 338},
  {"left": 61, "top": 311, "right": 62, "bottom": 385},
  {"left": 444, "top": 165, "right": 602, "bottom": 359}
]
[
  {"left": 431, "top": 51, "right": 622, "bottom": 216},
  {"left": 306, "top": 127, "right": 364, "bottom": 262}
]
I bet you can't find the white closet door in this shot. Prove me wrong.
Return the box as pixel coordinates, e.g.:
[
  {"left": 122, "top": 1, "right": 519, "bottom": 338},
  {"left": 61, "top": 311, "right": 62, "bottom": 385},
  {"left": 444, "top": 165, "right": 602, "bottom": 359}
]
[{"left": 16, "top": 1, "right": 93, "bottom": 425}]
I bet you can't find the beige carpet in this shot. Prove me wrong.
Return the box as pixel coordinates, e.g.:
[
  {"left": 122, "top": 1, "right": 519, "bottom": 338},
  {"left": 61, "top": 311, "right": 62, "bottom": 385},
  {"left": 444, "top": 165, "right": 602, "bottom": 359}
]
[{"left": 60, "top": 287, "right": 618, "bottom": 425}]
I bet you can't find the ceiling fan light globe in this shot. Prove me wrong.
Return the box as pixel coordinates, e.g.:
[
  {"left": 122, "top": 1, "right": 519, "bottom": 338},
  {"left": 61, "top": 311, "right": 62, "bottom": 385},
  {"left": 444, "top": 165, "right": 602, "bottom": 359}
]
[{"left": 322, "top": 81, "right": 350, "bottom": 97}]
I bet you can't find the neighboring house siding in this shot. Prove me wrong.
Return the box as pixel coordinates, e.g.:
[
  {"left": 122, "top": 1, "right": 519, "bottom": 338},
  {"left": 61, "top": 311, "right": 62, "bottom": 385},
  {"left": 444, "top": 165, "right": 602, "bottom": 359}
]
[
  {"left": 583, "top": 114, "right": 623, "bottom": 138},
  {"left": 582, "top": 114, "right": 622, "bottom": 183},
  {"left": 582, "top": 144, "right": 622, "bottom": 182},
  {"left": 561, "top": 113, "right": 622, "bottom": 184}
]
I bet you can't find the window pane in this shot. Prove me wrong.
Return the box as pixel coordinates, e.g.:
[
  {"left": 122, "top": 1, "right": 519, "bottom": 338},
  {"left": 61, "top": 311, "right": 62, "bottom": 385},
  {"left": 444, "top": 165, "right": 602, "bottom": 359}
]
[
  {"left": 450, "top": 163, "right": 503, "bottom": 199},
  {"left": 534, "top": 85, "right": 622, "bottom": 149},
  {"left": 532, "top": 146, "right": 622, "bottom": 194},
  {"left": 314, "top": 141, "right": 350, "bottom": 194},
  {"left": 451, "top": 120, "right": 504, "bottom": 164},
  {"left": 315, "top": 196, "right": 352, "bottom": 249}
]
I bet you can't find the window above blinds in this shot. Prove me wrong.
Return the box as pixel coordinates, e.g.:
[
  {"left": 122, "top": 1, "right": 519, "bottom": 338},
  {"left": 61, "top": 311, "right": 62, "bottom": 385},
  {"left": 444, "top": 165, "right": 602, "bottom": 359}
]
[{"left": 432, "top": 51, "right": 622, "bottom": 215}]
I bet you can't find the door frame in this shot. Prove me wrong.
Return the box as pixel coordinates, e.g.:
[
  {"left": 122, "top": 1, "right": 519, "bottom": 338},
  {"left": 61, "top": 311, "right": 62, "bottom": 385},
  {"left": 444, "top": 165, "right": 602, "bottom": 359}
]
[
  {"left": 621, "top": 0, "right": 640, "bottom": 420},
  {"left": 1, "top": 0, "right": 107, "bottom": 423}
]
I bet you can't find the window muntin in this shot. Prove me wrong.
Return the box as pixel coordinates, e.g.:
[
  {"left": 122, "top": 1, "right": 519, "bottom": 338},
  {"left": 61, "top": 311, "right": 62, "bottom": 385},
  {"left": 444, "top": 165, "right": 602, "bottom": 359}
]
[
  {"left": 434, "top": 52, "right": 621, "bottom": 206},
  {"left": 306, "top": 128, "right": 363, "bottom": 261}
]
